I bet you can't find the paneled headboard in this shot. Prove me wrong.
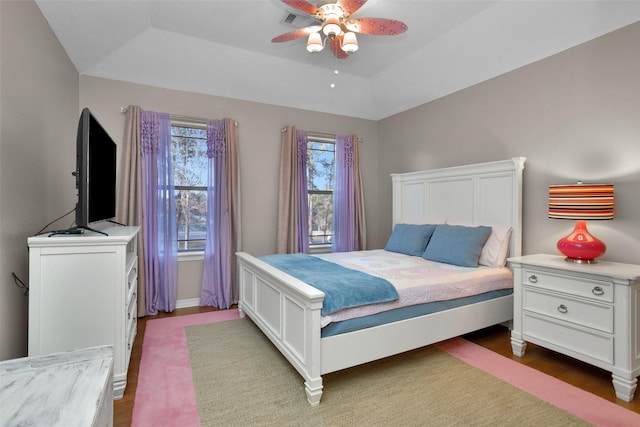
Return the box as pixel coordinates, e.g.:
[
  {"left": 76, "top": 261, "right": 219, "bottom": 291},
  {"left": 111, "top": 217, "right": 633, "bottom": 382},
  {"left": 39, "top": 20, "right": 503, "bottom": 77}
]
[{"left": 391, "top": 157, "right": 526, "bottom": 257}]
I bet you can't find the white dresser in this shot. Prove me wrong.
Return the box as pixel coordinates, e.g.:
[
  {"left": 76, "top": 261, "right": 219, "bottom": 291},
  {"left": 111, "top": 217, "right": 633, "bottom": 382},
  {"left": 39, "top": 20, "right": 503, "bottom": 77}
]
[
  {"left": 0, "top": 346, "right": 113, "bottom": 427},
  {"left": 28, "top": 224, "right": 140, "bottom": 399},
  {"left": 509, "top": 254, "right": 640, "bottom": 401}
]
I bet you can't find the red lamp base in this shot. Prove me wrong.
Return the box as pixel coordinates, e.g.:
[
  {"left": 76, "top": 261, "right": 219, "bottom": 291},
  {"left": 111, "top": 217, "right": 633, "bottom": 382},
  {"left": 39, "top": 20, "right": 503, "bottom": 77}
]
[{"left": 557, "top": 220, "right": 606, "bottom": 264}]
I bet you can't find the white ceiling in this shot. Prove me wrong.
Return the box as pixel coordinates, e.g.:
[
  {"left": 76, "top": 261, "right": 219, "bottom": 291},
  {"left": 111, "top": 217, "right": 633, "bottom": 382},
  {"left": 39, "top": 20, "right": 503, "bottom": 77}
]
[{"left": 35, "top": 0, "right": 640, "bottom": 120}]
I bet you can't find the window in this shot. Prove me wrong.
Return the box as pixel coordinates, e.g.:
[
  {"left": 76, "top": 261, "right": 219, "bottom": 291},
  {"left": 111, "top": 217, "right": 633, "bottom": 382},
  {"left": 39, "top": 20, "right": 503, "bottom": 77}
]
[
  {"left": 171, "top": 124, "right": 208, "bottom": 251},
  {"left": 307, "top": 135, "right": 335, "bottom": 246}
]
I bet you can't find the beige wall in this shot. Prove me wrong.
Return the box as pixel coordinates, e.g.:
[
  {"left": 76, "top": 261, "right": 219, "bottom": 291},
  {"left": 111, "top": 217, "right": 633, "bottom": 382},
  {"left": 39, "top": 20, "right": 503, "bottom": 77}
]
[
  {"left": 79, "top": 76, "right": 380, "bottom": 302},
  {"left": 377, "top": 22, "right": 640, "bottom": 265},
  {"left": 0, "top": 0, "right": 79, "bottom": 359}
]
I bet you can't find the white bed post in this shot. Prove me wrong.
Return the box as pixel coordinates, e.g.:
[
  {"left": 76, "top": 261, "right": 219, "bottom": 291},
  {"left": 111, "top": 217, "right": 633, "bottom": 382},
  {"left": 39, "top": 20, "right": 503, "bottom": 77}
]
[{"left": 236, "top": 252, "right": 326, "bottom": 405}]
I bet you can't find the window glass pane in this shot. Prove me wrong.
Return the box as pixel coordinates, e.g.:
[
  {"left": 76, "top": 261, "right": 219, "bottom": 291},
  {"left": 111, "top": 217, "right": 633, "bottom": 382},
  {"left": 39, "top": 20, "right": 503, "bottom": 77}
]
[
  {"left": 172, "top": 127, "right": 208, "bottom": 187},
  {"left": 172, "top": 123, "right": 208, "bottom": 252},
  {"left": 307, "top": 139, "right": 335, "bottom": 246},
  {"left": 175, "top": 188, "right": 206, "bottom": 251},
  {"left": 309, "top": 192, "right": 333, "bottom": 244},
  {"left": 177, "top": 239, "right": 206, "bottom": 252},
  {"left": 307, "top": 142, "right": 335, "bottom": 191}
]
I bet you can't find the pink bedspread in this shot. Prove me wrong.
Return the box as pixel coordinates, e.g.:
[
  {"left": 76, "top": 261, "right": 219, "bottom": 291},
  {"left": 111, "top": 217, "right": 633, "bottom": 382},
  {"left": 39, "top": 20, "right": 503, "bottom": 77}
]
[{"left": 313, "top": 250, "right": 513, "bottom": 327}]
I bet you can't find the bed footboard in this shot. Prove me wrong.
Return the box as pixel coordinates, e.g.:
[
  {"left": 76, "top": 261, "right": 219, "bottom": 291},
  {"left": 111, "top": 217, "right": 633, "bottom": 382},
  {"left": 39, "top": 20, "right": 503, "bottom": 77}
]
[{"left": 236, "top": 251, "right": 325, "bottom": 405}]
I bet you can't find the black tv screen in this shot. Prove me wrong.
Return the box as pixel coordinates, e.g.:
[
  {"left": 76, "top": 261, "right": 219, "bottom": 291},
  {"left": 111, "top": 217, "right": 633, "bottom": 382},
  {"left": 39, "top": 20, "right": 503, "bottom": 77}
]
[{"left": 74, "top": 108, "right": 117, "bottom": 229}]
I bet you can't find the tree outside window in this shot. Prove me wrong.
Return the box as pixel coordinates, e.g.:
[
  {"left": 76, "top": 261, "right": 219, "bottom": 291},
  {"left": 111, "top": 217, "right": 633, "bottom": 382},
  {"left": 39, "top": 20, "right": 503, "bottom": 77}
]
[
  {"left": 307, "top": 139, "right": 335, "bottom": 246},
  {"left": 171, "top": 125, "right": 208, "bottom": 251}
]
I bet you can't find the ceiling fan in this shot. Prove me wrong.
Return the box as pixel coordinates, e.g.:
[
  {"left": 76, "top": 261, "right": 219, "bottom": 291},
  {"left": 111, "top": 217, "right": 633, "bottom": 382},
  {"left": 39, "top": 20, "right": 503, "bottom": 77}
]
[{"left": 272, "top": 0, "right": 408, "bottom": 59}]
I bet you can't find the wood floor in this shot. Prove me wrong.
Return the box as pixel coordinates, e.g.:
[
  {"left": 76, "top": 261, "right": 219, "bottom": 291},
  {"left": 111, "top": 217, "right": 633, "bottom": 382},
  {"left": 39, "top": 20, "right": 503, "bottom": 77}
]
[{"left": 114, "top": 307, "right": 640, "bottom": 426}]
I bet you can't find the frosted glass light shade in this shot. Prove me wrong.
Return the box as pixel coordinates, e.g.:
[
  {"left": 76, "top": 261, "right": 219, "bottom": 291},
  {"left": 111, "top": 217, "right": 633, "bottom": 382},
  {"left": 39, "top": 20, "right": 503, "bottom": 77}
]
[
  {"left": 341, "top": 31, "right": 358, "bottom": 52},
  {"left": 306, "top": 33, "right": 323, "bottom": 53},
  {"left": 323, "top": 14, "right": 341, "bottom": 37}
]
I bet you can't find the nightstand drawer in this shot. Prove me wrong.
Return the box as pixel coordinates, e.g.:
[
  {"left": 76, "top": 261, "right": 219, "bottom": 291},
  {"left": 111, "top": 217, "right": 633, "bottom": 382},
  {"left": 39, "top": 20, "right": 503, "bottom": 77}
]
[
  {"left": 522, "top": 269, "right": 613, "bottom": 303},
  {"left": 523, "top": 288, "right": 613, "bottom": 333},
  {"left": 523, "top": 313, "right": 614, "bottom": 365}
]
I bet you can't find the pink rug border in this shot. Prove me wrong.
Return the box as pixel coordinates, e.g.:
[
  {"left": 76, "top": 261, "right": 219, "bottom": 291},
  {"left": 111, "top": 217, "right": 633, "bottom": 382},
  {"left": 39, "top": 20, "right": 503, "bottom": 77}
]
[
  {"left": 436, "top": 337, "right": 639, "bottom": 427},
  {"left": 131, "top": 309, "right": 240, "bottom": 427},
  {"left": 132, "top": 312, "right": 639, "bottom": 426}
]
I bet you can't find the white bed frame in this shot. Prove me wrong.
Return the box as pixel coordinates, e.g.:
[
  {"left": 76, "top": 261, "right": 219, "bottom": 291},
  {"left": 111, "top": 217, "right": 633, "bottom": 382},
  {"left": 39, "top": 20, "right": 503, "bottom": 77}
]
[{"left": 237, "top": 157, "right": 526, "bottom": 405}]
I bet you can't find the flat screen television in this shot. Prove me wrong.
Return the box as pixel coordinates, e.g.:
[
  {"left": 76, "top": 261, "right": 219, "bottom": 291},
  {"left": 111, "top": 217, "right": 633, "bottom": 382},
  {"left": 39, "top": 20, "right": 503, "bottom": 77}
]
[{"left": 73, "top": 107, "right": 117, "bottom": 234}]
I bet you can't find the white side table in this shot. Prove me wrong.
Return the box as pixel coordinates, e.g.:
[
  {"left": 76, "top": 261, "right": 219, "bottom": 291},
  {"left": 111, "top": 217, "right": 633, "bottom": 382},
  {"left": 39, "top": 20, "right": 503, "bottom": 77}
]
[{"left": 509, "top": 254, "right": 640, "bottom": 402}]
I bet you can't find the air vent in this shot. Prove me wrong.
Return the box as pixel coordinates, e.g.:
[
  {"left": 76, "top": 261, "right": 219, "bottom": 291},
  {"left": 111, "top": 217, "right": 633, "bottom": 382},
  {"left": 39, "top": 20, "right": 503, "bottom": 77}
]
[{"left": 281, "top": 11, "right": 321, "bottom": 28}]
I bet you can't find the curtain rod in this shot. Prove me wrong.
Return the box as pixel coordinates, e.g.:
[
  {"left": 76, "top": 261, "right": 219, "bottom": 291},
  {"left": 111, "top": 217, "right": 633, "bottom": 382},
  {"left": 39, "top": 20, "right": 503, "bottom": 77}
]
[
  {"left": 281, "top": 127, "right": 363, "bottom": 142},
  {"left": 120, "top": 107, "right": 238, "bottom": 126}
]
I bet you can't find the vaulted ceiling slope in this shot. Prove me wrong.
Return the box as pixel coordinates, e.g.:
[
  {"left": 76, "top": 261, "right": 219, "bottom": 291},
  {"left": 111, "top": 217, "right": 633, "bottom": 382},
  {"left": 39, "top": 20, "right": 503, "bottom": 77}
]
[{"left": 36, "top": 1, "right": 640, "bottom": 120}]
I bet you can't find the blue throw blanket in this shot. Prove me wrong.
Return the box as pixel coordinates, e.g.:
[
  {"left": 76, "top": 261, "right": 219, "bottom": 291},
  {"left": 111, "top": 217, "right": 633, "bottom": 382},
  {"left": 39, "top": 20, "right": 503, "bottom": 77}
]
[{"left": 259, "top": 253, "right": 399, "bottom": 316}]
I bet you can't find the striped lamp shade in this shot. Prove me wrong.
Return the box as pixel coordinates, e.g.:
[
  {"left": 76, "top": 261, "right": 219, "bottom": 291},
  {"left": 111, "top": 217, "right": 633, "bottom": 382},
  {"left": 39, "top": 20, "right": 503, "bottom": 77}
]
[{"left": 549, "top": 184, "right": 614, "bottom": 220}]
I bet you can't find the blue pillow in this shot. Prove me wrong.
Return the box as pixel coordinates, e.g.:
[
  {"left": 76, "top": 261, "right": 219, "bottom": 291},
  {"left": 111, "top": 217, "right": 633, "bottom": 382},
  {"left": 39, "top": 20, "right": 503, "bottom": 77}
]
[
  {"left": 422, "top": 224, "right": 492, "bottom": 267},
  {"left": 384, "top": 223, "right": 437, "bottom": 256}
]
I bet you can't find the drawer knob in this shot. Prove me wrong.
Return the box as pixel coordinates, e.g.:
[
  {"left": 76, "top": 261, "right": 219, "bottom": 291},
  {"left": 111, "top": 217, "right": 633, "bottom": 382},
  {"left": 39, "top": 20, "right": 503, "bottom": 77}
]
[
  {"left": 528, "top": 275, "right": 538, "bottom": 283},
  {"left": 592, "top": 286, "right": 604, "bottom": 296},
  {"left": 557, "top": 304, "right": 568, "bottom": 314}
]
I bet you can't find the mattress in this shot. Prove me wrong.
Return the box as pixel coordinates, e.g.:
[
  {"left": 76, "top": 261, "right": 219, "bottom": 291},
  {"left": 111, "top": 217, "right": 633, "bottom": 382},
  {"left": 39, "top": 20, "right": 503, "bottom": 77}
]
[
  {"left": 313, "top": 249, "right": 514, "bottom": 328},
  {"left": 321, "top": 288, "right": 513, "bottom": 337}
]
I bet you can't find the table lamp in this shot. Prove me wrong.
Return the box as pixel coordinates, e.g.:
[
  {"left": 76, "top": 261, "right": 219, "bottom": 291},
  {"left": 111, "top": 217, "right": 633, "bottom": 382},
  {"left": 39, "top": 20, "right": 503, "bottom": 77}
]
[{"left": 548, "top": 183, "right": 614, "bottom": 263}]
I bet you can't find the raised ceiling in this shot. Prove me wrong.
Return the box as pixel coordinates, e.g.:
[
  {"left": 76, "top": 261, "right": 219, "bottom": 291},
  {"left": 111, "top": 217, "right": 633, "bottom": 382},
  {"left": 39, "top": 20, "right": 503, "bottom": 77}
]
[{"left": 35, "top": 0, "right": 640, "bottom": 120}]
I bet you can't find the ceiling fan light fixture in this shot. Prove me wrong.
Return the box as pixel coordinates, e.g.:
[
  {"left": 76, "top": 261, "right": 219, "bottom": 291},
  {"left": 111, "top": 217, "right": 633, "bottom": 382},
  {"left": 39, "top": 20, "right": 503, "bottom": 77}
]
[
  {"left": 341, "top": 31, "right": 358, "bottom": 52},
  {"left": 271, "top": 0, "right": 407, "bottom": 60},
  {"left": 306, "top": 32, "right": 323, "bottom": 53},
  {"left": 322, "top": 13, "right": 342, "bottom": 37}
]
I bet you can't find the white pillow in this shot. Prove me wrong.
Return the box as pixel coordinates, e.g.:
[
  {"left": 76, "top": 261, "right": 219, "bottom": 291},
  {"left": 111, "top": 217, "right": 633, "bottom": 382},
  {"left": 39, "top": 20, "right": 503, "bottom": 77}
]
[{"left": 478, "top": 226, "right": 512, "bottom": 268}]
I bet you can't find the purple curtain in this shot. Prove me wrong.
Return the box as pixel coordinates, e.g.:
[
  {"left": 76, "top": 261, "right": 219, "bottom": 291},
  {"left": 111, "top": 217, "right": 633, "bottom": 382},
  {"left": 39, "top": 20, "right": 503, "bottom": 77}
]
[
  {"left": 332, "top": 134, "right": 366, "bottom": 252},
  {"left": 200, "top": 119, "right": 236, "bottom": 308},
  {"left": 140, "top": 109, "right": 178, "bottom": 315}
]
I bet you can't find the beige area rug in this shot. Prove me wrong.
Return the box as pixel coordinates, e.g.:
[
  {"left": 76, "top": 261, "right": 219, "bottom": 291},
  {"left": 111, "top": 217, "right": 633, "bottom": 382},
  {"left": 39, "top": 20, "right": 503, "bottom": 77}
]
[{"left": 186, "top": 318, "right": 591, "bottom": 427}]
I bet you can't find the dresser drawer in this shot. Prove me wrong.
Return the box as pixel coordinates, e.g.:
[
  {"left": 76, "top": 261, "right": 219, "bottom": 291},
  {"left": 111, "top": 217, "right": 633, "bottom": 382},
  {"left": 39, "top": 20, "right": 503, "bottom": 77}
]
[
  {"left": 126, "top": 290, "right": 137, "bottom": 334},
  {"left": 522, "top": 269, "right": 613, "bottom": 303},
  {"left": 125, "top": 314, "right": 137, "bottom": 369},
  {"left": 127, "top": 276, "right": 137, "bottom": 306},
  {"left": 523, "top": 312, "right": 614, "bottom": 365},
  {"left": 523, "top": 287, "right": 613, "bottom": 333},
  {"left": 127, "top": 258, "right": 138, "bottom": 294},
  {"left": 125, "top": 291, "right": 137, "bottom": 370}
]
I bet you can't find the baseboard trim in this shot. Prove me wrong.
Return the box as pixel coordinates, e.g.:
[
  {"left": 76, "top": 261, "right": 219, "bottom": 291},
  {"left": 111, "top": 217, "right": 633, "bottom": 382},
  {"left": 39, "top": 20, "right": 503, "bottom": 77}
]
[
  {"left": 175, "top": 298, "right": 240, "bottom": 310},
  {"left": 176, "top": 298, "right": 200, "bottom": 309}
]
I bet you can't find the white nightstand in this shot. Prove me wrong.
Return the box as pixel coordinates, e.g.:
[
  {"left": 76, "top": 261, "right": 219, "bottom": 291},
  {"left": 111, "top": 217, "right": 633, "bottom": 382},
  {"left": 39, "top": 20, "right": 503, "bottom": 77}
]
[{"left": 509, "top": 254, "right": 640, "bottom": 402}]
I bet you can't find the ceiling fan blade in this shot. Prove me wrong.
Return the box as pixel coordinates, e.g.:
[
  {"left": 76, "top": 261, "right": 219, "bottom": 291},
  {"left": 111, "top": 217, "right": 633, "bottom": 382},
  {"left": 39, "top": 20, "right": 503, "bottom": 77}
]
[
  {"left": 337, "top": 0, "right": 367, "bottom": 16},
  {"left": 329, "top": 36, "right": 349, "bottom": 59},
  {"left": 281, "top": 0, "right": 320, "bottom": 17},
  {"left": 345, "top": 18, "right": 408, "bottom": 36},
  {"left": 272, "top": 25, "right": 322, "bottom": 43}
]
